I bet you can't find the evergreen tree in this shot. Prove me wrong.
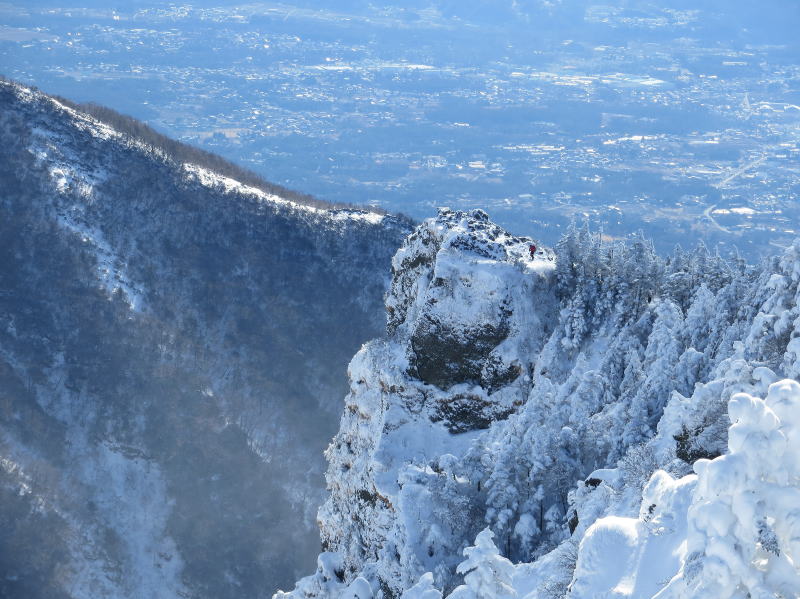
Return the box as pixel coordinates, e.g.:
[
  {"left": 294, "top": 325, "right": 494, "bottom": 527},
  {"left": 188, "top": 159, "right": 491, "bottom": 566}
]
[
  {"left": 554, "top": 220, "right": 581, "bottom": 298},
  {"left": 449, "top": 529, "right": 516, "bottom": 599},
  {"left": 623, "top": 299, "right": 684, "bottom": 446}
]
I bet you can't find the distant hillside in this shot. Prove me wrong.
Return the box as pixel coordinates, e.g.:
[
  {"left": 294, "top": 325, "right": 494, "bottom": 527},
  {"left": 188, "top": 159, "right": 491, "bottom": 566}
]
[
  {"left": 4, "top": 75, "right": 387, "bottom": 215},
  {"left": 0, "top": 77, "right": 411, "bottom": 599}
]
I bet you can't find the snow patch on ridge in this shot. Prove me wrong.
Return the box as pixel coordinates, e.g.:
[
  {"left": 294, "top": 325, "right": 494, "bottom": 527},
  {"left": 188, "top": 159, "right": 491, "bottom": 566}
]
[
  {"left": 57, "top": 212, "right": 144, "bottom": 310},
  {"left": 27, "top": 122, "right": 143, "bottom": 310},
  {"left": 182, "top": 163, "right": 386, "bottom": 224}
]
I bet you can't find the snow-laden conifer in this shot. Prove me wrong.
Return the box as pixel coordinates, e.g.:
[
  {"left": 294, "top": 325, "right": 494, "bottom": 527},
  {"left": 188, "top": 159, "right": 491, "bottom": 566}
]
[{"left": 448, "top": 529, "right": 516, "bottom": 599}]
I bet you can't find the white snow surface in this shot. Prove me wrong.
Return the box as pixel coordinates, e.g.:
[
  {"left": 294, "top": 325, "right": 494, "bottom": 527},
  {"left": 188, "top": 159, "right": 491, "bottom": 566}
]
[
  {"left": 569, "top": 472, "right": 695, "bottom": 599},
  {"left": 182, "top": 163, "right": 386, "bottom": 224},
  {"left": 66, "top": 441, "right": 187, "bottom": 599}
]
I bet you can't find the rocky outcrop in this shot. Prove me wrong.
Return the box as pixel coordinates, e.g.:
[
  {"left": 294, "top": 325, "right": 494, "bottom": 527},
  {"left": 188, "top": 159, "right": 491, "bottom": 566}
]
[
  {"left": 306, "top": 209, "right": 556, "bottom": 597},
  {"left": 393, "top": 209, "right": 554, "bottom": 389}
]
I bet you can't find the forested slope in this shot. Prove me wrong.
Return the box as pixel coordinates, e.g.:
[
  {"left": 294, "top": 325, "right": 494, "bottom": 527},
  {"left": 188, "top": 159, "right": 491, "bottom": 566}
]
[{"left": 0, "top": 79, "right": 410, "bottom": 599}]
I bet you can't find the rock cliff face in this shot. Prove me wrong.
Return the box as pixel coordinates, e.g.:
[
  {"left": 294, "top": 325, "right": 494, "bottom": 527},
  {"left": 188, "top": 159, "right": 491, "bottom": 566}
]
[
  {"left": 314, "top": 209, "right": 556, "bottom": 595},
  {"left": 0, "top": 79, "right": 411, "bottom": 599}
]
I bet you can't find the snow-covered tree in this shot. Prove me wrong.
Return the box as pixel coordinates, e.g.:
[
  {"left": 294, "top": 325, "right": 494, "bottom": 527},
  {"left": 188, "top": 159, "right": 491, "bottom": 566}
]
[
  {"left": 511, "top": 514, "right": 539, "bottom": 562},
  {"left": 623, "top": 299, "right": 684, "bottom": 446},
  {"left": 484, "top": 438, "right": 521, "bottom": 554},
  {"left": 554, "top": 220, "right": 582, "bottom": 298},
  {"left": 448, "top": 529, "right": 516, "bottom": 599},
  {"left": 682, "top": 284, "right": 716, "bottom": 354},
  {"left": 660, "top": 380, "right": 800, "bottom": 599},
  {"left": 275, "top": 553, "right": 349, "bottom": 599}
]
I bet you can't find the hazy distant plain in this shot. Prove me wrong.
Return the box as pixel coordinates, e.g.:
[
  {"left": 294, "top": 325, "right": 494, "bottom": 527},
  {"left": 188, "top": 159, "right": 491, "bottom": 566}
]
[{"left": 2, "top": 0, "right": 799, "bottom": 257}]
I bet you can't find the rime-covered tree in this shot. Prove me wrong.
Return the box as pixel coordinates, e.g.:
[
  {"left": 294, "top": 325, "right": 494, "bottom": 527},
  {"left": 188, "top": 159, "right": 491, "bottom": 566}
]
[
  {"left": 448, "top": 529, "right": 516, "bottom": 599},
  {"left": 623, "top": 299, "right": 684, "bottom": 446},
  {"left": 659, "top": 380, "right": 800, "bottom": 599}
]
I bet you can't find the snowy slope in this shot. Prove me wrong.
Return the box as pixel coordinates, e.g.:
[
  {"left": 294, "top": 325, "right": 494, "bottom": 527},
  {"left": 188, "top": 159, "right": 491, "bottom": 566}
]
[
  {"left": 0, "top": 78, "right": 411, "bottom": 599},
  {"left": 278, "top": 213, "right": 800, "bottom": 599}
]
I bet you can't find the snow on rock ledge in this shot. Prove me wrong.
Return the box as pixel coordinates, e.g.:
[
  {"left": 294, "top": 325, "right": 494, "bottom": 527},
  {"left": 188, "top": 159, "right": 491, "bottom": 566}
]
[{"left": 387, "top": 207, "right": 556, "bottom": 427}]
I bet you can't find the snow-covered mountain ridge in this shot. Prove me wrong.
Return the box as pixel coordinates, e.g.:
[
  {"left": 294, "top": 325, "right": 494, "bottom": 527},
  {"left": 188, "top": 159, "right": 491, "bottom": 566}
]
[
  {"left": 278, "top": 210, "right": 800, "bottom": 599},
  {"left": 0, "top": 78, "right": 411, "bottom": 598}
]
